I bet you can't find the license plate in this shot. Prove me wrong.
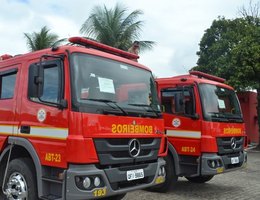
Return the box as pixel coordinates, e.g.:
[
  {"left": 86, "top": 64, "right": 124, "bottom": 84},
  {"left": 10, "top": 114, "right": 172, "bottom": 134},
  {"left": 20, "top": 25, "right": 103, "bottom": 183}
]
[
  {"left": 231, "top": 157, "right": 239, "bottom": 164},
  {"left": 127, "top": 169, "right": 144, "bottom": 181}
]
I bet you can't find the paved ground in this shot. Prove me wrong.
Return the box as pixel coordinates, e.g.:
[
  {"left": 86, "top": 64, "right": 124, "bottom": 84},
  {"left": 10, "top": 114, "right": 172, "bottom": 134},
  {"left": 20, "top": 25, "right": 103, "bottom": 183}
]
[{"left": 125, "top": 149, "right": 260, "bottom": 200}]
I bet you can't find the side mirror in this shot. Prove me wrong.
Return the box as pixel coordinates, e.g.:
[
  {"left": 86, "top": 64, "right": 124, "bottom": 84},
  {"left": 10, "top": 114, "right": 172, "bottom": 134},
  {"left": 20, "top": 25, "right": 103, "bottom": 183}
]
[{"left": 28, "top": 64, "right": 44, "bottom": 98}]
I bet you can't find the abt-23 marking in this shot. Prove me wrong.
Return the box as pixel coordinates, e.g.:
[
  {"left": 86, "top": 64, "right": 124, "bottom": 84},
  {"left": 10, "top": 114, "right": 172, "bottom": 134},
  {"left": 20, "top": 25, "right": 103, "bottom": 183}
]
[{"left": 45, "top": 153, "right": 62, "bottom": 163}]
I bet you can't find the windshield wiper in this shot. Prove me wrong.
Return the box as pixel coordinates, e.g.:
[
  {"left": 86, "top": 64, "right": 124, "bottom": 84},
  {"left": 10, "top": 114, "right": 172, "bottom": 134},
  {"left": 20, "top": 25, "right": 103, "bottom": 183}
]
[
  {"left": 128, "top": 103, "right": 161, "bottom": 117},
  {"left": 87, "top": 99, "right": 128, "bottom": 115},
  {"left": 222, "top": 114, "right": 243, "bottom": 122},
  {"left": 208, "top": 112, "right": 243, "bottom": 122},
  {"left": 207, "top": 112, "right": 228, "bottom": 121}
]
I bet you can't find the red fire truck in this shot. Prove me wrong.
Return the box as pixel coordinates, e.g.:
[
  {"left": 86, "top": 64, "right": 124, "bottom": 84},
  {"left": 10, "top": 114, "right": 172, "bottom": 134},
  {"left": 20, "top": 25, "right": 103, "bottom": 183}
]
[
  {"left": 152, "top": 71, "right": 247, "bottom": 192},
  {"left": 0, "top": 37, "right": 167, "bottom": 200}
]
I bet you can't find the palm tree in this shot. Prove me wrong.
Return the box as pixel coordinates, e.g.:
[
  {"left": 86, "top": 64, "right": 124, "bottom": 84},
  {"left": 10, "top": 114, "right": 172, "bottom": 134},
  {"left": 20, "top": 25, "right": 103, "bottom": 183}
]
[
  {"left": 24, "top": 26, "right": 64, "bottom": 51},
  {"left": 80, "top": 3, "right": 154, "bottom": 52}
]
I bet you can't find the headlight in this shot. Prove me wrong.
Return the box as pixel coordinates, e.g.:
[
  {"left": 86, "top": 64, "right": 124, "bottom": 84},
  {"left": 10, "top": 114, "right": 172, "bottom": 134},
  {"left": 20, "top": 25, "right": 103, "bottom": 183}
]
[
  {"left": 94, "top": 177, "right": 101, "bottom": 187},
  {"left": 83, "top": 177, "right": 91, "bottom": 189}
]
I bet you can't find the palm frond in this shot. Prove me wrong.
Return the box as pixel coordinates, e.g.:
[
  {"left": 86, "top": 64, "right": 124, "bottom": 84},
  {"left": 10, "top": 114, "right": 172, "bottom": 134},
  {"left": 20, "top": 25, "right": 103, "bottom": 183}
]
[
  {"left": 138, "top": 41, "right": 156, "bottom": 52},
  {"left": 24, "top": 33, "right": 36, "bottom": 51},
  {"left": 24, "top": 26, "right": 61, "bottom": 51},
  {"left": 80, "top": 3, "right": 155, "bottom": 53}
]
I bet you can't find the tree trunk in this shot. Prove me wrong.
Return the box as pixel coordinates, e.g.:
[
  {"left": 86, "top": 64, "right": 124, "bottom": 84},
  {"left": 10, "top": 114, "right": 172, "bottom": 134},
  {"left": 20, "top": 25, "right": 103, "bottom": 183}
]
[{"left": 257, "top": 88, "right": 260, "bottom": 149}]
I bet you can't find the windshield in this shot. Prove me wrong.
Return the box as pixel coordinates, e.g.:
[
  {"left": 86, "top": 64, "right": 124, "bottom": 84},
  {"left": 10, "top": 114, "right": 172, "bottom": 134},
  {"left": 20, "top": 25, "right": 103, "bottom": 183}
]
[
  {"left": 199, "top": 84, "right": 243, "bottom": 122},
  {"left": 70, "top": 53, "right": 161, "bottom": 118}
]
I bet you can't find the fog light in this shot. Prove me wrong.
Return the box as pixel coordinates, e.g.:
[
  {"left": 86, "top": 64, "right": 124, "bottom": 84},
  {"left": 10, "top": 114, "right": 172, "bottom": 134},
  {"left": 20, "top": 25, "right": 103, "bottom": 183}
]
[
  {"left": 208, "top": 160, "right": 219, "bottom": 168},
  {"left": 75, "top": 176, "right": 81, "bottom": 183},
  {"left": 94, "top": 177, "right": 101, "bottom": 187},
  {"left": 83, "top": 177, "right": 91, "bottom": 189}
]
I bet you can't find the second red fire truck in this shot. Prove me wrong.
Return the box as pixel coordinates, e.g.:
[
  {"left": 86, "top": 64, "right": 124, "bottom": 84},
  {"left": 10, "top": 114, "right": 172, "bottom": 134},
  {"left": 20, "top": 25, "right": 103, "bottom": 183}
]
[{"left": 152, "top": 71, "right": 247, "bottom": 191}]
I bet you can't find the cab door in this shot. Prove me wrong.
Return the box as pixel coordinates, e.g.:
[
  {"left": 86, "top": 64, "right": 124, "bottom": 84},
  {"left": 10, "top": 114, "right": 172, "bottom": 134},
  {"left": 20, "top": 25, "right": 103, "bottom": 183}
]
[
  {"left": 18, "top": 57, "right": 69, "bottom": 167},
  {"left": 0, "top": 66, "right": 20, "bottom": 149},
  {"left": 160, "top": 85, "right": 201, "bottom": 156}
]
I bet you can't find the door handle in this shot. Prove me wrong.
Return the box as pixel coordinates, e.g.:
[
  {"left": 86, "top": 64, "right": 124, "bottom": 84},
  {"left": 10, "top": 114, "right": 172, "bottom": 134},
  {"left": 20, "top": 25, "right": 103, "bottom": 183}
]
[{"left": 20, "top": 125, "right": 31, "bottom": 134}]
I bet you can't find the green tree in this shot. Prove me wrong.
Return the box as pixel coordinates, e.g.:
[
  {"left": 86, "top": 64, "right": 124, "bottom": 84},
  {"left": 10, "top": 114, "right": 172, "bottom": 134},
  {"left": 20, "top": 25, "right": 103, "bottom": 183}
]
[
  {"left": 194, "top": 11, "right": 260, "bottom": 146},
  {"left": 24, "top": 26, "right": 64, "bottom": 51},
  {"left": 80, "top": 3, "right": 154, "bottom": 52}
]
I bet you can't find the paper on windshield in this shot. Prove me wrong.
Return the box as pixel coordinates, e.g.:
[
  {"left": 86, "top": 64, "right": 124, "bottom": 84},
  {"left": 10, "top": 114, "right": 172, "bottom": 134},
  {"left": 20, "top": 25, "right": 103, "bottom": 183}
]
[
  {"left": 218, "top": 99, "right": 226, "bottom": 109},
  {"left": 98, "top": 77, "right": 115, "bottom": 94}
]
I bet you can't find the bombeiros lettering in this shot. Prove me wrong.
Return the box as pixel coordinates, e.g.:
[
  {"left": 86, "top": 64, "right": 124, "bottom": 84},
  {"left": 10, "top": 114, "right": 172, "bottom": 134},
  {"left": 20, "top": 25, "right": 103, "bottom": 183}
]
[
  {"left": 223, "top": 128, "right": 242, "bottom": 135},
  {"left": 112, "top": 124, "right": 153, "bottom": 134}
]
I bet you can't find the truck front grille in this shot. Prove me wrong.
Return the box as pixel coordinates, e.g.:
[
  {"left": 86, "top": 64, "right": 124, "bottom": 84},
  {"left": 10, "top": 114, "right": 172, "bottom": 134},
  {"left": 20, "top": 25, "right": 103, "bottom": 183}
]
[
  {"left": 94, "top": 138, "right": 160, "bottom": 166},
  {"left": 217, "top": 136, "right": 244, "bottom": 155}
]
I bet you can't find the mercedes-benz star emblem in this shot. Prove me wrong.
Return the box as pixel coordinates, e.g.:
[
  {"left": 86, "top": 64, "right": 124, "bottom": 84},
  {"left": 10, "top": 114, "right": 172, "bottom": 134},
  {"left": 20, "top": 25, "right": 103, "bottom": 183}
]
[
  {"left": 129, "top": 139, "right": 141, "bottom": 158},
  {"left": 230, "top": 137, "right": 237, "bottom": 150}
]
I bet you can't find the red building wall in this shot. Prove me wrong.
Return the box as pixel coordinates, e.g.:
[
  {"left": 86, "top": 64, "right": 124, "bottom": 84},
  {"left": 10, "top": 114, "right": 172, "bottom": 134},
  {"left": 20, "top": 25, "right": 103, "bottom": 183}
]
[{"left": 237, "top": 91, "right": 259, "bottom": 144}]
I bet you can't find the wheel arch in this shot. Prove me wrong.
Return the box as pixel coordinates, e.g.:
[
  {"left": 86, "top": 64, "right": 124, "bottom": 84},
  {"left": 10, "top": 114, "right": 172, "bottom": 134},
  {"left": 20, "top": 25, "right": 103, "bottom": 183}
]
[
  {"left": 0, "top": 137, "right": 43, "bottom": 197},
  {"left": 167, "top": 142, "right": 181, "bottom": 175}
]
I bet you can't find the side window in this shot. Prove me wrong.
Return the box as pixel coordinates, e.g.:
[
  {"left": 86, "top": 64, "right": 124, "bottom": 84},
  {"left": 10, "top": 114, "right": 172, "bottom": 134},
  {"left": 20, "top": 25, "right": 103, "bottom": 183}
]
[
  {"left": 29, "top": 61, "right": 62, "bottom": 105},
  {"left": 161, "top": 87, "right": 195, "bottom": 116},
  {"left": 0, "top": 70, "right": 17, "bottom": 99},
  {"left": 41, "top": 66, "right": 60, "bottom": 103}
]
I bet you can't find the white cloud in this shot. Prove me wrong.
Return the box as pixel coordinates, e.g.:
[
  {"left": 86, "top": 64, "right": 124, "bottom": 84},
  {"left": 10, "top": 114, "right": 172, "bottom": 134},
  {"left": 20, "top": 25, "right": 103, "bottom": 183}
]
[
  {"left": 0, "top": 0, "right": 250, "bottom": 77},
  {"left": 42, "top": 15, "right": 79, "bottom": 38}
]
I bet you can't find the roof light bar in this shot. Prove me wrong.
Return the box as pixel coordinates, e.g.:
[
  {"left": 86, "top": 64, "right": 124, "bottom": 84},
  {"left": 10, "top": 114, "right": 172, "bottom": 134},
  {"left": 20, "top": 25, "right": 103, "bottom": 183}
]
[
  {"left": 69, "top": 37, "right": 139, "bottom": 60},
  {"left": 189, "top": 70, "right": 225, "bottom": 83}
]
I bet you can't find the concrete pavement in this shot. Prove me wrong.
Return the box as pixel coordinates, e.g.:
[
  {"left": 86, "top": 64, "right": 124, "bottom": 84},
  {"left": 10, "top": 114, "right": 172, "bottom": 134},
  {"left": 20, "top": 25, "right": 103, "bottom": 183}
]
[{"left": 125, "top": 149, "right": 260, "bottom": 200}]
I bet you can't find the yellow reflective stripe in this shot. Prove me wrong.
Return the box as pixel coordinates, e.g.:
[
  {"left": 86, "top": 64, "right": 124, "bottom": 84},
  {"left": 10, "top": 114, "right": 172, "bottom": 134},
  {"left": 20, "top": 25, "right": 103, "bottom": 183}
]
[
  {"left": 28, "top": 127, "right": 68, "bottom": 139},
  {"left": 0, "top": 125, "right": 68, "bottom": 139},
  {"left": 0, "top": 125, "right": 16, "bottom": 134}
]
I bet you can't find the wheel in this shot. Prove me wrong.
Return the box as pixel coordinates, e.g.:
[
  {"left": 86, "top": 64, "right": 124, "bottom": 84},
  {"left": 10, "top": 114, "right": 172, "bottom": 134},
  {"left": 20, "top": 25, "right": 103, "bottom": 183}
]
[
  {"left": 100, "top": 193, "right": 126, "bottom": 200},
  {"left": 185, "top": 175, "right": 214, "bottom": 183},
  {"left": 0, "top": 158, "right": 39, "bottom": 200},
  {"left": 146, "top": 154, "right": 178, "bottom": 193}
]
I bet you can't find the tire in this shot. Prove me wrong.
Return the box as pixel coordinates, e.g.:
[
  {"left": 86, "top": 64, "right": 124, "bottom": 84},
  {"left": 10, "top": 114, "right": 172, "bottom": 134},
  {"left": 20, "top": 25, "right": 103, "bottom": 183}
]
[
  {"left": 185, "top": 175, "right": 214, "bottom": 183},
  {"left": 0, "top": 158, "right": 39, "bottom": 200},
  {"left": 0, "top": 162, "right": 6, "bottom": 198},
  {"left": 100, "top": 193, "right": 126, "bottom": 200},
  {"left": 146, "top": 154, "right": 178, "bottom": 193}
]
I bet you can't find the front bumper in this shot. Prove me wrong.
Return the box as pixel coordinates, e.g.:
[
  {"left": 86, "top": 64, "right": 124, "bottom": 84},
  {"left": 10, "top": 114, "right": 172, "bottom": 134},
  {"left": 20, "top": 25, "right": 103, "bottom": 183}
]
[
  {"left": 65, "top": 157, "right": 165, "bottom": 200},
  {"left": 201, "top": 151, "right": 247, "bottom": 176}
]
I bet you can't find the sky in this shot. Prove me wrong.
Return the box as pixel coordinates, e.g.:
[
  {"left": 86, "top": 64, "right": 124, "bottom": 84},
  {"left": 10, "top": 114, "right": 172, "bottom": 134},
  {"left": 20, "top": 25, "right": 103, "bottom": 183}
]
[{"left": 0, "top": 0, "right": 252, "bottom": 77}]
